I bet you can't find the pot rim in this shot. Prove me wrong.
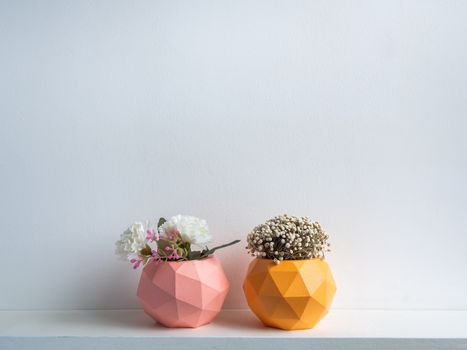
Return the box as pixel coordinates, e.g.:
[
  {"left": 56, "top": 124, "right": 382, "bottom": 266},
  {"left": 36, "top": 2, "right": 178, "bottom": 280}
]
[
  {"left": 253, "top": 257, "right": 326, "bottom": 262},
  {"left": 149, "top": 255, "right": 217, "bottom": 266},
  {"left": 250, "top": 257, "right": 329, "bottom": 266}
]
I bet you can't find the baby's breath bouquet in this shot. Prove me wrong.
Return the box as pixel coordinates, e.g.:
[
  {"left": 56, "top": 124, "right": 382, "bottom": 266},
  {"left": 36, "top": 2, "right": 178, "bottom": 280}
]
[
  {"left": 245, "top": 214, "right": 330, "bottom": 264},
  {"left": 116, "top": 215, "right": 239, "bottom": 269}
]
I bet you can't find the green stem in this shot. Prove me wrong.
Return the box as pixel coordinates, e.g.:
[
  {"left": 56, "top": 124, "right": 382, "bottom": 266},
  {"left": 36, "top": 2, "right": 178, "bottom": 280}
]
[{"left": 200, "top": 239, "right": 241, "bottom": 258}]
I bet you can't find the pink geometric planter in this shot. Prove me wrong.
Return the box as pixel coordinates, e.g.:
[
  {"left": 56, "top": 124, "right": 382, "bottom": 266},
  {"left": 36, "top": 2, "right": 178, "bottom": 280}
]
[{"left": 137, "top": 256, "right": 229, "bottom": 328}]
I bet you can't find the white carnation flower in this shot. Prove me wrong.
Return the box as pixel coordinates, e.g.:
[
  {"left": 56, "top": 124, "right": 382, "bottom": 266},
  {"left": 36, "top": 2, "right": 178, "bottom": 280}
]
[
  {"left": 160, "top": 215, "right": 212, "bottom": 246},
  {"left": 115, "top": 222, "right": 148, "bottom": 261}
]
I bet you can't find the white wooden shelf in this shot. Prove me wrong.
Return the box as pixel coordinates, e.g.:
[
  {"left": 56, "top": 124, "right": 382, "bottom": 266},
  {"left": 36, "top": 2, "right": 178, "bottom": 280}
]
[{"left": 1, "top": 309, "right": 466, "bottom": 350}]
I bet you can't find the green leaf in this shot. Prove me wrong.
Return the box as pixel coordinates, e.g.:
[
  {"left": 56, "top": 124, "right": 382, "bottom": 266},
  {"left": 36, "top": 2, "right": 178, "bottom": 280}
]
[
  {"left": 188, "top": 250, "right": 203, "bottom": 260},
  {"left": 140, "top": 244, "right": 153, "bottom": 257},
  {"left": 157, "top": 217, "right": 167, "bottom": 228}
]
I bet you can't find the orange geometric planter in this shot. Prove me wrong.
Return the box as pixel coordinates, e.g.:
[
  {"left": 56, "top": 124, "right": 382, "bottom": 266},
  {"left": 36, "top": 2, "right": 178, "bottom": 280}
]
[
  {"left": 243, "top": 258, "right": 336, "bottom": 330},
  {"left": 137, "top": 256, "right": 229, "bottom": 328}
]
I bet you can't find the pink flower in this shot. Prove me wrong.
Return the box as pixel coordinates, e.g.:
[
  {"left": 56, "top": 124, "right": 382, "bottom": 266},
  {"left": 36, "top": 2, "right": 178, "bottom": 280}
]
[
  {"left": 168, "top": 249, "right": 180, "bottom": 260},
  {"left": 130, "top": 258, "right": 142, "bottom": 269},
  {"left": 146, "top": 228, "right": 159, "bottom": 241},
  {"left": 151, "top": 250, "right": 162, "bottom": 264}
]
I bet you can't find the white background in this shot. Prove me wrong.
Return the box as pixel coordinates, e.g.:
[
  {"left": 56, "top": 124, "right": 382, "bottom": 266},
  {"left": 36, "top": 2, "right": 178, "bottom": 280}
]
[{"left": 1, "top": 0, "right": 466, "bottom": 311}]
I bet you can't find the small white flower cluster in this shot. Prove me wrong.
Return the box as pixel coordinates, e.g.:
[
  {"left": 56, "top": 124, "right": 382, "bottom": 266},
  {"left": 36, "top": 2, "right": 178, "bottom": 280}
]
[{"left": 246, "top": 214, "right": 330, "bottom": 264}]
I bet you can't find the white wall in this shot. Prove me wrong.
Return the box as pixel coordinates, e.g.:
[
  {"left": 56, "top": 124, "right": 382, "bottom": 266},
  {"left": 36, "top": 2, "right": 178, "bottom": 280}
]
[{"left": 1, "top": 0, "right": 467, "bottom": 311}]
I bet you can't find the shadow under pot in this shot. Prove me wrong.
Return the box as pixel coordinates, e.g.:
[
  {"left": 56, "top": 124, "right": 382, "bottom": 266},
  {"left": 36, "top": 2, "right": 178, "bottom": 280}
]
[
  {"left": 243, "top": 258, "right": 336, "bottom": 330},
  {"left": 137, "top": 256, "right": 229, "bottom": 328}
]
